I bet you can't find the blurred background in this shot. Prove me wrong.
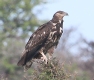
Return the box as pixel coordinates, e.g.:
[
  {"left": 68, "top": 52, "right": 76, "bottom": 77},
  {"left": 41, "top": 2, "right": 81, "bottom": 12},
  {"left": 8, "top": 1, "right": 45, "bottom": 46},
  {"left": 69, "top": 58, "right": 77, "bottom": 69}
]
[{"left": 0, "top": 0, "right": 94, "bottom": 80}]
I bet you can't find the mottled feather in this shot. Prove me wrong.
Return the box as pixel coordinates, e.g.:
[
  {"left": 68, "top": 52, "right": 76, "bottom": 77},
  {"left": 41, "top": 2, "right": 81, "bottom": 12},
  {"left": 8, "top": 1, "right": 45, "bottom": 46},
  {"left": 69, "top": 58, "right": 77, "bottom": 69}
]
[
  {"left": 17, "top": 11, "right": 68, "bottom": 68},
  {"left": 17, "top": 21, "right": 54, "bottom": 66}
]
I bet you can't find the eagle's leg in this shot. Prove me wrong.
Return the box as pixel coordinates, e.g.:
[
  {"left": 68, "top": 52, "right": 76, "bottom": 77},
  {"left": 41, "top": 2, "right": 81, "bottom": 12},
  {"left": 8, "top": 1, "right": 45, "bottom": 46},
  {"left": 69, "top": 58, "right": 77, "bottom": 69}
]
[
  {"left": 48, "top": 53, "right": 52, "bottom": 60},
  {"left": 40, "top": 52, "right": 48, "bottom": 64}
]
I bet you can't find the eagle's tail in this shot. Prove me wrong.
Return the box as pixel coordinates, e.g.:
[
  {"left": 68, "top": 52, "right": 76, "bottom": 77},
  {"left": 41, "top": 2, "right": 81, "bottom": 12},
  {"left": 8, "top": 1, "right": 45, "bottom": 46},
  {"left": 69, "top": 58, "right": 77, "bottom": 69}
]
[
  {"left": 17, "top": 50, "right": 28, "bottom": 66},
  {"left": 17, "top": 49, "right": 34, "bottom": 68},
  {"left": 17, "top": 54, "right": 33, "bottom": 70}
]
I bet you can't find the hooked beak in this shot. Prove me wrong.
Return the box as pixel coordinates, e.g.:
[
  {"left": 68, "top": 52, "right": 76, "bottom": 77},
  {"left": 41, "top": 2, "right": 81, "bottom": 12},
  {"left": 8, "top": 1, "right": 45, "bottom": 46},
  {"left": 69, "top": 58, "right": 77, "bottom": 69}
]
[{"left": 64, "top": 12, "right": 68, "bottom": 16}]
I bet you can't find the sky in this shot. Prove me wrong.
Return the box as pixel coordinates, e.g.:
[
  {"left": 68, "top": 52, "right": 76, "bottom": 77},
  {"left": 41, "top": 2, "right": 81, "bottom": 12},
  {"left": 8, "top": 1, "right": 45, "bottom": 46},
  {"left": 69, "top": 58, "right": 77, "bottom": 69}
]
[{"left": 35, "top": 0, "right": 94, "bottom": 41}]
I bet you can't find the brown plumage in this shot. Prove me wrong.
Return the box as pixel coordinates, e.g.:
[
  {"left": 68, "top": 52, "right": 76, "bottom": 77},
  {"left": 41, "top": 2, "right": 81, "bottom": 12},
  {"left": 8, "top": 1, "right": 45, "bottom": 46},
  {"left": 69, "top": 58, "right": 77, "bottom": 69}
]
[{"left": 17, "top": 11, "right": 68, "bottom": 69}]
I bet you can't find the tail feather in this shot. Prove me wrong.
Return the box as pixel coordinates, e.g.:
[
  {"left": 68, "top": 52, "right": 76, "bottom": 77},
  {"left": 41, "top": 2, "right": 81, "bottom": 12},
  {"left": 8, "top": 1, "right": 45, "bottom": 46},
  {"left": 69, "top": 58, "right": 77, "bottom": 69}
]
[
  {"left": 17, "top": 46, "right": 41, "bottom": 67},
  {"left": 17, "top": 50, "right": 27, "bottom": 66},
  {"left": 24, "top": 61, "right": 33, "bottom": 70}
]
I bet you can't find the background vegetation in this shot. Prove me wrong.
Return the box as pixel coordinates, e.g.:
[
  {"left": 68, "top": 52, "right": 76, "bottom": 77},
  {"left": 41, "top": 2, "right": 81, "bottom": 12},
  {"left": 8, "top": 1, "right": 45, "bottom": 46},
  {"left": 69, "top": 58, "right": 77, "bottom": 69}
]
[{"left": 0, "top": 0, "right": 93, "bottom": 80}]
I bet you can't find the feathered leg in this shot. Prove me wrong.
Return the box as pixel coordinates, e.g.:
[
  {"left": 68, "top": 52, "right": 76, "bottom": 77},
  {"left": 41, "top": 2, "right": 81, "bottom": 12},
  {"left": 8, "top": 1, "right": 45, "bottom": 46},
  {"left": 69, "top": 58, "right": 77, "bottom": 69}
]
[
  {"left": 47, "top": 46, "right": 55, "bottom": 60},
  {"left": 40, "top": 51, "right": 48, "bottom": 64},
  {"left": 48, "top": 53, "right": 52, "bottom": 60}
]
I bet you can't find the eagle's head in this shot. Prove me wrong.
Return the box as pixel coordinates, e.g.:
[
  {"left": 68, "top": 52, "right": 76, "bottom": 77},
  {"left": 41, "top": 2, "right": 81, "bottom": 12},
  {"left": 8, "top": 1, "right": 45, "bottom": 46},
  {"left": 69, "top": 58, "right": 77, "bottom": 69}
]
[{"left": 52, "top": 11, "right": 68, "bottom": 22}]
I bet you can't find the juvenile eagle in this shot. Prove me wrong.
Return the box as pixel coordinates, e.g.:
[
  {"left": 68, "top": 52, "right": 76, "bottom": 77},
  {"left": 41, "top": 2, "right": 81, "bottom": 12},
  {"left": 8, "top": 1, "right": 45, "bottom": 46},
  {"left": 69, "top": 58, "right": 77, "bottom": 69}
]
[{"left": 17, "top": 11, "right": 68, "bottom": 69}]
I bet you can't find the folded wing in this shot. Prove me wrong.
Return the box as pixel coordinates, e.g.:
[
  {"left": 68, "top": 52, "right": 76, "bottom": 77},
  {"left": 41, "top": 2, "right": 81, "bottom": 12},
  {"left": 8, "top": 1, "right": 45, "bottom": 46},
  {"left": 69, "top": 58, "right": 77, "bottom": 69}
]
[{"left": 17, "top": 21, "right": 52, "bottom": 66}]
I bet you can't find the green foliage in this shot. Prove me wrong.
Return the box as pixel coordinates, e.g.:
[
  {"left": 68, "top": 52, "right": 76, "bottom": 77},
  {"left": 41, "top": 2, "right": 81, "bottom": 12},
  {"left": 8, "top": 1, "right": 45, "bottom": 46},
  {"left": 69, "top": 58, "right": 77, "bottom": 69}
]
[
  {"left": 28, "top": 58, "right": 70, "bottom": 80},
  {"left": 2, "top": 58, "right": 16, "bottom": 73},
  {"left": 0, "top": 0, "right": 46, "bottom": 79},
  {"left": 0, "top": 0, "right": 44, "bottom": 39}
]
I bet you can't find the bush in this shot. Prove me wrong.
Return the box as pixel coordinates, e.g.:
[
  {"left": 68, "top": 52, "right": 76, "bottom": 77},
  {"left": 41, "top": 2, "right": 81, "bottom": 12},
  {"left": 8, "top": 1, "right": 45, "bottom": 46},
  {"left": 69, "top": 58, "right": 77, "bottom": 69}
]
[{"left": 24, "top": 57, "right": 70, "bottom": 80}]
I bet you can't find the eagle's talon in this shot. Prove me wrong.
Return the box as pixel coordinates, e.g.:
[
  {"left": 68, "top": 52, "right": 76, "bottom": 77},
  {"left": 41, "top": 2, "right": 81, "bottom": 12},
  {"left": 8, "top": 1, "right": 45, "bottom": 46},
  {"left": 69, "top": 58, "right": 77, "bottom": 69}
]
[{"left": 41, "top": 56, "right": 48, "bottom": 64}]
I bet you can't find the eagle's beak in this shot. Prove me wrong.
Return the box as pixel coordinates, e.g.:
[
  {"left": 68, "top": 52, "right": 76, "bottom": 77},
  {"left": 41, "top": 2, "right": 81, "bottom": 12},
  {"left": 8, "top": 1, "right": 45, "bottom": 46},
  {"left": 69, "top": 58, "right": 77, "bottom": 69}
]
[{"left": 64, "top": 12, "right": 68, "bottom": 16}]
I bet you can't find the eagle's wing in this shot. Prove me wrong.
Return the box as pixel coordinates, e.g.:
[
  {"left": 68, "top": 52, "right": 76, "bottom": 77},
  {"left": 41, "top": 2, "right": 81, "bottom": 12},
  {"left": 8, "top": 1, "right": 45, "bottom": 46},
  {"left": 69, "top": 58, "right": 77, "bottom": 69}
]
[{"left": 17, "top": 21, "right": 52, "bottom": 66}]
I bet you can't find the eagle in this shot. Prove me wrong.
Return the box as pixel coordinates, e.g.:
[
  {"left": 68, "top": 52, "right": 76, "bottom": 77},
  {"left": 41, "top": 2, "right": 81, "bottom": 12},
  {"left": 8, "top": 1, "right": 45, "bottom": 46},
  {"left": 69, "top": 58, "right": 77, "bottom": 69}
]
[{"left": 17, "top": 11, "right": 68, "bottom": 69}]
